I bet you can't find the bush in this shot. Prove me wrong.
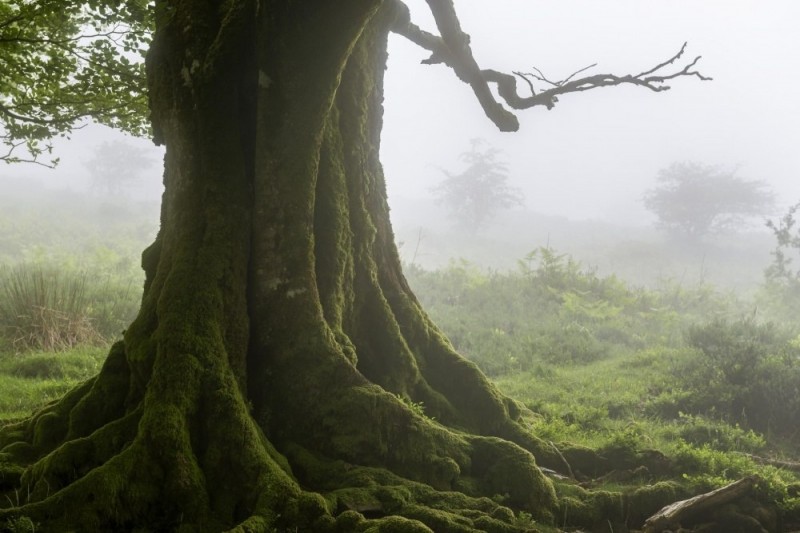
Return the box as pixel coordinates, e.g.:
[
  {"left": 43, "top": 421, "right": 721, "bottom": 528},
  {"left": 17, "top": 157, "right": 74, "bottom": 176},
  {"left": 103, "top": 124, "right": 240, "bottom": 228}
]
[
  {"left": 404, "top": 247, "right": 745, "bottom": 375},
  {"left": 680, "top": 318, "right": 800, "bottom": 438}
]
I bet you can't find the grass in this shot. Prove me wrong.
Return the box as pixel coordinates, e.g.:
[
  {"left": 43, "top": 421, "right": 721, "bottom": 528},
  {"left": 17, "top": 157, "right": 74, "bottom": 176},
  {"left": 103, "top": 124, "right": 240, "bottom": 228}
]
[
  {"left": 403, "top": 250, "right": 800, "bottom": 513},
  {"left": 0, "top": 262, "right": 141, "bottom": 352},
  {"left": 494, "top": 346, "right": 764, "bottom": 452},
  {"left": 0, "top": 345, "right": 107, "bottom": 421},
  {"left": 1, "top": 245, "right": 799, "bottom": 522}
]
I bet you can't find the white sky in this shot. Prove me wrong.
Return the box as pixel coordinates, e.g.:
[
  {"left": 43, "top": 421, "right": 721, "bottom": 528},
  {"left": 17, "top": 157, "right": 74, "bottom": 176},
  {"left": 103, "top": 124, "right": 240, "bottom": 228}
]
[
  {"left": 3, "top": 2, "right": 799, "bottom": 227},
  {"left": 381, "top": 1, "right": 800, "bottom": 224}
]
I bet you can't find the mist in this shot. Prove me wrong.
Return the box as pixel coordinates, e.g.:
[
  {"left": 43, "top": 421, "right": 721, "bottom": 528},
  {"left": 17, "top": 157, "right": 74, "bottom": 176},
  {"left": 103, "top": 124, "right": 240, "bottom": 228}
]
[
  {"left": 2, "top": 1, "right": 799, "bottom": 290},
  {"left": 380, "top": 0, "right": 800, "bottom": 287}
]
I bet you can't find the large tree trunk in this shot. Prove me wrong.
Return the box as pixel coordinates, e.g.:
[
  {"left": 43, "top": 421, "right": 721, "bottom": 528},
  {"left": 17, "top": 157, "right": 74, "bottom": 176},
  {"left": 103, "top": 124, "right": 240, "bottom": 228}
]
[{"left": 0, "top": 2, "right": 560, "bottom": 531}]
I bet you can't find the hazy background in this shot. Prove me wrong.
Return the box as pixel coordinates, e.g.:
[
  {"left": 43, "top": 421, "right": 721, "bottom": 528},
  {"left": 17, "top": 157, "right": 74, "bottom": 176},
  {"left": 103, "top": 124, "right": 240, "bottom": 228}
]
[
  {"left": 384, "top": 0, "right": 800, "bottom": 221},
  {"left": 382, "top": 0, "right": 800, "bottom": 284},
  {"left": 2, "top": 1, "right": 799, "bottom": 288}
]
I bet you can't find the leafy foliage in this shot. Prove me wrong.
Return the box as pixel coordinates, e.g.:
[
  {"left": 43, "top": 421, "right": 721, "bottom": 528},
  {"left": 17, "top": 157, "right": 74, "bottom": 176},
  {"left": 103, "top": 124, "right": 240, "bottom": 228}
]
[
  {"left": 680, "top": 318, "right": 800, "bottom": 438},
  {"left": 432, "top": 138, "right": 524, "bottom": 234},
  {"left": 643, "top": 162, "right": 774, "bottom": 239},
  {"left": 0, "top": 0, "right": 151, "bottom": 166}
]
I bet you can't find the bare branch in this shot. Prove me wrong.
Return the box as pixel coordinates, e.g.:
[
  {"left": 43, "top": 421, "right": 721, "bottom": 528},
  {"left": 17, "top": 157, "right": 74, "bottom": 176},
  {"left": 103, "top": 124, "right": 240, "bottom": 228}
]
[
  {"left": 561, "top": 63, "right": 598, "bottom": 85},
  {"left": 390, "top": 0, "right": 518, "bottom": 131},
  {"left": 513, "top": 71, "right": 536, "bottom": 97},
  {"left": 389, "top": 0, "right": 711, "bottom": 132},
  {"left": 516, "top": 63, "right": 598, "bottom": 88},
  {"left": 636, "top": 41, "right": 688, "bottom": 77}
]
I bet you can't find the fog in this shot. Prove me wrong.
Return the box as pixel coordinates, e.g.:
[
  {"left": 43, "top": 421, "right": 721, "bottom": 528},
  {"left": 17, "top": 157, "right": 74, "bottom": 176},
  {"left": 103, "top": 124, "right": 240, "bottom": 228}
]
[
  {"left": 381, "top": 1, "right": 800, "bottom": 282},
  {"left": 2, "top": 1, "right": 799, "bottom": 287},
  {"left": 383, "top": 0, "right": 800, "bottom": 222}
]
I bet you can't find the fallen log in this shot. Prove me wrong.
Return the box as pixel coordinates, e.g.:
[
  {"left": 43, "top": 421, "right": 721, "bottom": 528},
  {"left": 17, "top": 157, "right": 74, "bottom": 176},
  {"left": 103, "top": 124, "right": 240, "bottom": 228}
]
[
  {"left": 738, "top": 452, "right": 800, "bottom": 472},
  {"left": 642, "top": 476, "right": 757, "bottom": 533}
]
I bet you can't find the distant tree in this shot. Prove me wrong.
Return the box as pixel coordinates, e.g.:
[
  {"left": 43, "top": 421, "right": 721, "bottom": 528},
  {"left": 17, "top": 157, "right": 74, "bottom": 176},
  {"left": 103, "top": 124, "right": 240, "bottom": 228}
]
[
  {"left": 85, "top": 140, "right": 155, "bottom": 197},
  {"left": 433, "top": 139, "right": 524, "bottom": 233},
  {"left": 763, "top": 201, "right": 800, "bottom": 313},
  {"left": 643, "top": 162, "right": 774, "bottom": 239}
]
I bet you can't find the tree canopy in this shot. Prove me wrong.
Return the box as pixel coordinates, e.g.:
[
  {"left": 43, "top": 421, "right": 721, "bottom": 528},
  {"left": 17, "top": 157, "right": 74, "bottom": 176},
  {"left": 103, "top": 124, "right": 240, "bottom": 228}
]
[
  {"left": 643, "top": 161, "right": 775, "bottom": 239},
  {"left": 0, "top": 0, "right": 150, "bottom": 166}
]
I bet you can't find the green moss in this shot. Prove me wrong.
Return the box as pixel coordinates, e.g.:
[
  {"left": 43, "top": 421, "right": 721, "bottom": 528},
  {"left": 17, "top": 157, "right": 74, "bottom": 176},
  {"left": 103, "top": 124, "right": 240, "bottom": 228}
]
[
  {"left": 400, "top": 504, "right": 475, "bottom": 532},
  {"left": 559, "top": 443, "right": 609, "bottom": 479},
  {"left": 554, "top": 486, "right": 625, "bottom": 528},
  {"left": 472, "top": 515, "right": 528, "bottom": 533},
  {"left": 362, "top": 516, "right": 433, "bottom": 533},
  {"left": 0, "top": 461, "right": 23, "bottom": 490},
  {"left": 470, "top": 437, "right": 556, "bottom": 521},
  {"left": 626, "top": 481, "right": 684, "bottom": 526},
  {"left": 66, "top": 341, "right": 130, "bottom": 439},
  {"left": 0, "top": 442, "right": 36, "bottom": 464},
  {"left": 0, "top": 426, "right": 24, "bottom": 450},
  {"left": 2, "top": 516, "right": 37, "bottom": 533},
  {"left": 31, "top": 412, "right": 64, "bottom": 450},
  {"left": 335, "top": 510, "right": 366, "bottom": 531}
]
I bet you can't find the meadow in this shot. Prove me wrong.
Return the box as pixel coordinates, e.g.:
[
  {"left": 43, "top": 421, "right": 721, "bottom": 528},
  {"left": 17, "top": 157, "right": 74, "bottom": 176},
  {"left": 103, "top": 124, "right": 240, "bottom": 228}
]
[{"left": 2, "top": 183, "right": 800, "bottom": 529}]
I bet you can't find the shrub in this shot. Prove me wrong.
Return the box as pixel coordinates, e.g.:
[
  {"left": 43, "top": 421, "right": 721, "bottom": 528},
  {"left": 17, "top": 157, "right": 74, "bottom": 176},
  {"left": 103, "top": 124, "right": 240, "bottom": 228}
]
[
  {"left": 673, "top": 413, "right": 765, "bottom": 453},
  {"left": 681, "top": 318, "right": 800, "bottom": 438},
  {"left": 405, "top": 248, "right": 746, "bottom": 375}
]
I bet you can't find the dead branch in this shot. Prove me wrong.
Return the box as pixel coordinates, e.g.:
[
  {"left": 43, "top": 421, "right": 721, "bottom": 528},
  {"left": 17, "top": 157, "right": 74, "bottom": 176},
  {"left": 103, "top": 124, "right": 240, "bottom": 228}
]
[
  {"left": 515, "top": 63, "right": 599, "bottom": 89},
  {"left": 389, "top": 0, "right": 711, "bottom": 132},
  {"left": 642, "top": 476, "right": 757, "bottom": 533}
]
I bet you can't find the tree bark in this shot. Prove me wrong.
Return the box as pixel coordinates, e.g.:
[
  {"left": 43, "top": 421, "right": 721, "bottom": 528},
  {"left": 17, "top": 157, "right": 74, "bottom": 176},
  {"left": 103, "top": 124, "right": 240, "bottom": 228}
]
[{"left": 0, "top": 2, "right": 561, "bottom": 531}]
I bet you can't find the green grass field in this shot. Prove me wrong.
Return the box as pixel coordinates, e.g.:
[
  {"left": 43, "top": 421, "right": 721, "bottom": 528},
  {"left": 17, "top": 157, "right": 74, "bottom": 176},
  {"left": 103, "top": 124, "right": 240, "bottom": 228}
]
[
  {"left": 2, "top": 224, "right": 800, "bottom": 525},
  {"left": 0, "top": 346, "right": 106, "bottom": 421}
]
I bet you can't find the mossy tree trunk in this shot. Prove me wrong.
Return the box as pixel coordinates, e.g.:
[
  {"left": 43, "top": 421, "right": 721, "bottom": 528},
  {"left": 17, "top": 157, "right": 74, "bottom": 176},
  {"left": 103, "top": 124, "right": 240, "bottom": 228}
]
[{"left": 0, "top": 2, "right": 562, "bottom": 531}]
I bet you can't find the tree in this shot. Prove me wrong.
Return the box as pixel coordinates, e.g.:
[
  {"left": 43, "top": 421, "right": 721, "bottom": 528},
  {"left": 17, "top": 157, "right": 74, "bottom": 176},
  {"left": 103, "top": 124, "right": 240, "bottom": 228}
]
[
  {"left": 643, "top": 161, "right": 774, "bottom": 239},
  {"left": 434, "top": 139, "right": 524, "bottom": 234},
  {"left": 763, "top": 201, "right": 800, "bottom": 315},
  {"left": 0, "top": 0, "right": 149, "bottom": 166},
  {"left": 0, "top": 1, "right": 709, "bottom": 530},
  {"left": 85, "top": 140, "right": 156, "bottom": 197}
]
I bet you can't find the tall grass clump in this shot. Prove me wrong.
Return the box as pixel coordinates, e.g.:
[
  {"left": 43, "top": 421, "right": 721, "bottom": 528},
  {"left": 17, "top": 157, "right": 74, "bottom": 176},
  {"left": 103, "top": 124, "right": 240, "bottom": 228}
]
[{"left": 0, "top": 263, "right": 139, "bottom": 351}]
